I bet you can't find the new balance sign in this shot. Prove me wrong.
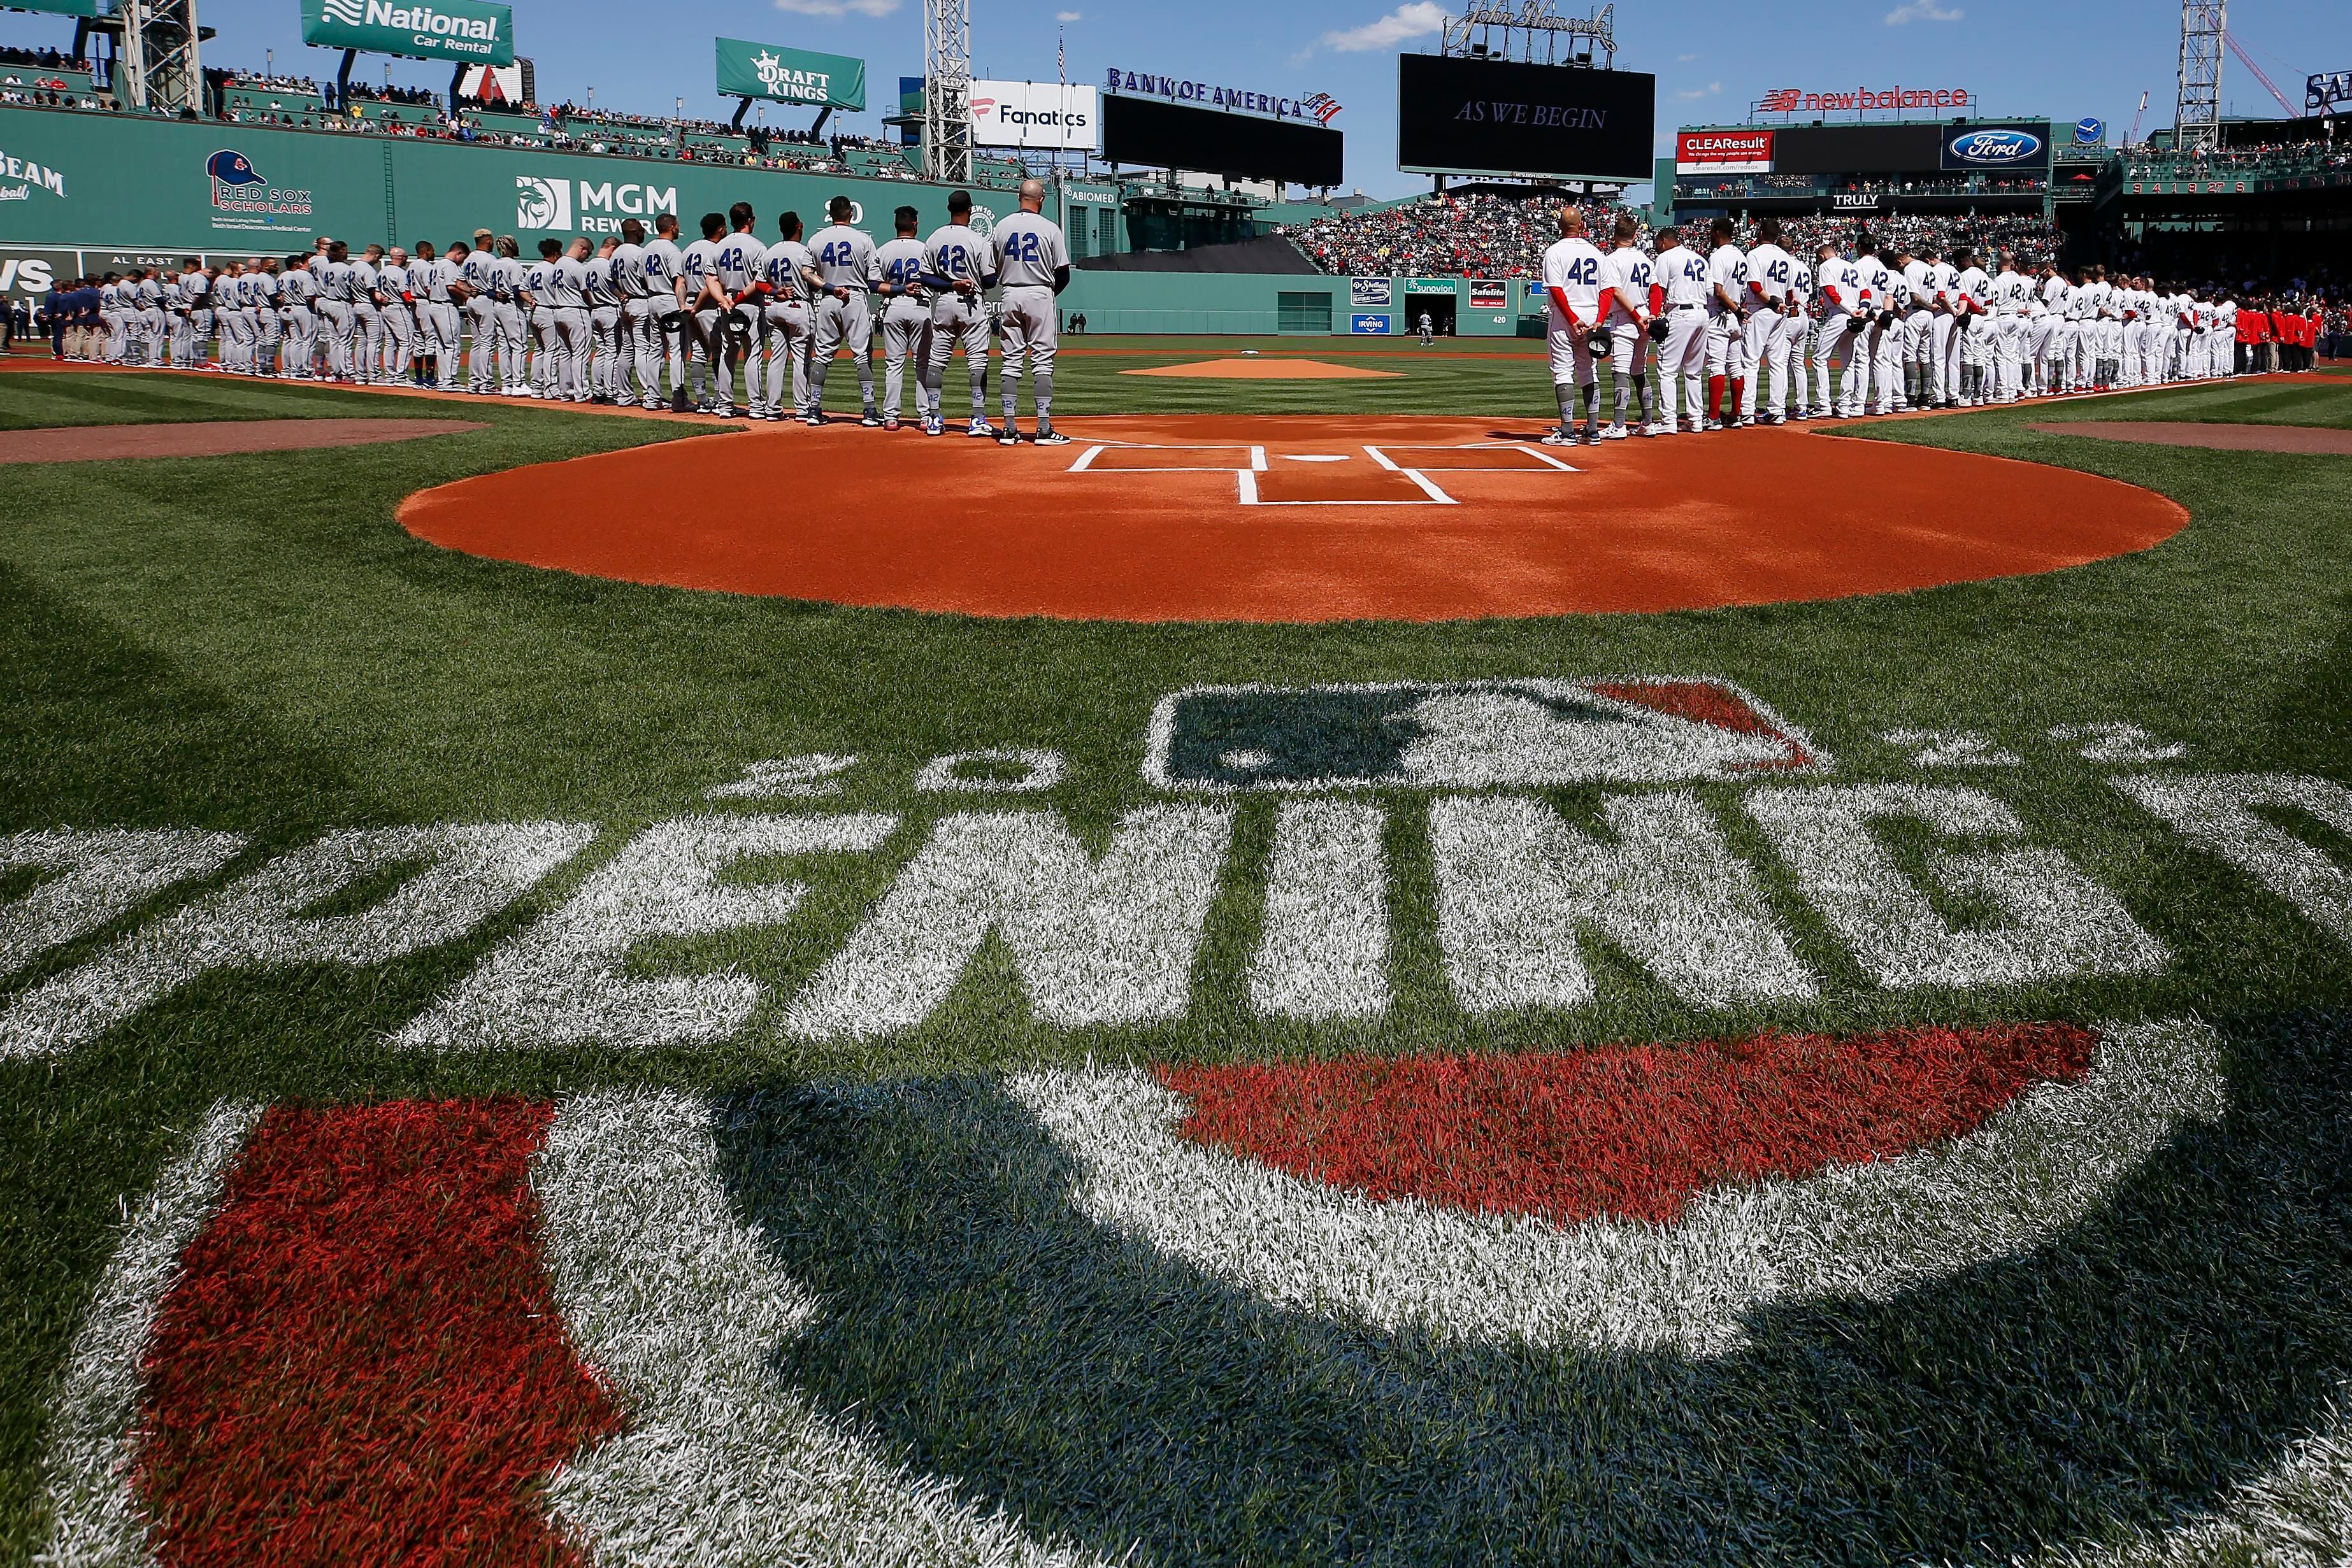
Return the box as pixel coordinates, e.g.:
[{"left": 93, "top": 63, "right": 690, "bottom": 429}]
[{"left": 300, "top": 0, "right": 515, "bottom": 67}]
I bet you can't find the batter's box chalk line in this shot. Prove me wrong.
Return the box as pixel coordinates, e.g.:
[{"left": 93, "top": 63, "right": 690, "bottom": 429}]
[{"left": 1065, "top": 441, "right": 1581, "bottom": 507}]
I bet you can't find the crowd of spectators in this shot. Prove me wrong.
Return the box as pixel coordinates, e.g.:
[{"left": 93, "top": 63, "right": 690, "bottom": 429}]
[
  {"left": 1280, "top": 192, "right": 2069, "bottom": 280},
  {"left": 2124, "top": 136, "right": 2352, "bottom": 178},
  {"left": 0, "top": 45, "right": 86, "bottom": 72}
]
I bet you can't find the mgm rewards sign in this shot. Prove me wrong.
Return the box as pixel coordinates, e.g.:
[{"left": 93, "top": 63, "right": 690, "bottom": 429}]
[{"left": 300, "top": 0, "right": 515, "bottom": 66}]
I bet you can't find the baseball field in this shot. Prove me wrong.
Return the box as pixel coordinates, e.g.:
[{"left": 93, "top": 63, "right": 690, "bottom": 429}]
[{"left": 6, "top": 342, "right": 2352, "bottom": 1565}]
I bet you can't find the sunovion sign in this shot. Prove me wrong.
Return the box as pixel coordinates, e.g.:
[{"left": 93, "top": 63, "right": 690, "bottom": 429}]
[
  {"left": 1940, "top": 124, "right": 2049, "bottom": 171},
  {"left": 300, "top": 0, "right": 514, "bottom": 68}
]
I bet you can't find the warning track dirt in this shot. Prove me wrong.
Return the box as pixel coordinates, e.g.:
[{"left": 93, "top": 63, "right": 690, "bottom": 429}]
[{"left": 399, "top": 414, "right": 2188, "bottom": 622}]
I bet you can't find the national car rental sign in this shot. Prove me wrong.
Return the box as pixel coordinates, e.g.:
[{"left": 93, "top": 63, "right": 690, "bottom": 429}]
[{"left": 299, "top": 0, "right": 515, "bottom": 68}]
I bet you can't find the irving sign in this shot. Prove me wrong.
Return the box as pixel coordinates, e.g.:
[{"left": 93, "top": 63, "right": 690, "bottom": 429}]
[
  {"left": 299, "top": 0, "right": 513, "bottom": 68},
  {"left": 715, "top": 39, "right": 867, "bottom": 114}
]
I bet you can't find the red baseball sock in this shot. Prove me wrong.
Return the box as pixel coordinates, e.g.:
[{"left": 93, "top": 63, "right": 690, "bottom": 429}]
[
  {"left": 1709, "top": 375, "right": 1725, "bottom": 418},
  {"left": 1731, "top": 378, "right": 1746, "bottom": 417}
]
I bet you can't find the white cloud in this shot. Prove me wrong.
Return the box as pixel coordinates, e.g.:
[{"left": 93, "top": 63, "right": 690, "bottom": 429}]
[
  {"left": 1676, "top": 52, "right": 1699, "bottom": 61},
  {"left": 1884, "top": 0, "right": 1962, "bottom": 22},
  {"left": 774, "top": 0, "right": 900, "bottom": 16},
  {"left": 1673, "top": 82, "right": 1722, "bottom": 101},
  {"left": 1320, "top": 1, "right": 1449, "bottom": 53},
  {"left": 1056, "top": 9, "right": 1082, "bottom": 18}
]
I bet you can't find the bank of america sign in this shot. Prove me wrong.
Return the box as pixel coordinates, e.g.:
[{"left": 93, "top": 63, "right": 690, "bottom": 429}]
[{"left": 301, "top": 0, "right": 514, "bottom": 67}]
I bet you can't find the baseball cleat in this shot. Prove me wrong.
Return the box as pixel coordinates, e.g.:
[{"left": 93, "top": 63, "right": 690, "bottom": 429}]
[
  {"left": 967, "top": 419, "right": 997, "bottom": 439},
  {"left": 861, "top": 410, "right": 884, "bottom": 429},
  {"left": 1539, "top": 429, "right": 1575, "bottom": 446},
  {"left": 924, "top": 417, "right": 945, "bottom": 437},
  {"left": 803, "top": 413, "right": 826, "bottom": 427},
  {"left": 882, "top": 417, "right": 901, "bottom": 432},
  {"left": 1035, "top": 428, "right": 1072, "bottom": 447},
  {"left": 1598, "top": 425, "right": 1630, "bottom": 441},
  {"left": 998, "top": 425, "right": 1025, "bottom": 446},
  {"left": 1701, "top": 419, "right": 1724, "bottom": 432},
  {"left": 1640, "top": 422, "right": 1670, "bottom": 437}
]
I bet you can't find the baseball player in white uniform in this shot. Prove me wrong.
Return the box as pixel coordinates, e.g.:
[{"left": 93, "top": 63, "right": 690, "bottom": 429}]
[
  {"left": 873, "top": 205, "right": 932, "bottom": 432},
  {"left": 759, "top": 211, "right": 816, "bottom": 425},
  {"left": 805, "top": 196, "right": 879, "bottom": 427},
  {"left": 1848, "top": 241, "right": 1895, "bottom": 417},
  {"left": 1781, "top": 250, "right": 1813, "bottom": 419},
  {"left": 1595, "top": 213, "right": 1658, "bottom": 438},
  {"left": 990, "top": 180, "right": 1072, "bottom": 446},
  {"left": 921, "top": 190, "right": 998, "bottom": 439},
  {"left": 2033, "top": 266, "right": 2070, "bottom": 396},
  {"left": 1812, "top": 242, "right": 1859, "bottom": 420},
  {"left": 1701, "top": 217, "right": 1747, "bottom": 429},
  {"left": 1898, "top": 248, "right": 1935, "bottom": 410},
  {"left": 1540, "top": 206, "right": 1608, "bottom": 445},
  {"left": 711, "top": 203, "right": 770, "bottom": 420},
  {"left": 1739, "top": 216, "right": 1795, "bottom": 425},
  {"left": 1651, "top": 226, "right": 1708, "bottom": 434},
  {"left": 1951, "top": 250, "right": 1992, "bottom": 406},
  {"left": 1989, "top": 253, "right": 2033, "bottom": 403},
  {"left": 1874, "top": 260, "right": 1914, "bottom": 413}
]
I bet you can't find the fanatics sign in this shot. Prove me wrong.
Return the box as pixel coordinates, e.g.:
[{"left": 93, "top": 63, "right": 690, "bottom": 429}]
[{"left": 1675, "top": 130, "right": 1774, "bottom": 175}]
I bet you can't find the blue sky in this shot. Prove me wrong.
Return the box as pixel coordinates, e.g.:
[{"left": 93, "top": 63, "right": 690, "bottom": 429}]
[{"left": 15, "top": 0, "right": 2352, "bottom": 196}]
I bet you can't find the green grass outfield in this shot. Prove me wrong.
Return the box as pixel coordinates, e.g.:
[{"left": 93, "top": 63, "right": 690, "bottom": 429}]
[{"left": 4, "top": 352, "right": 2352, "bottom": 1562}]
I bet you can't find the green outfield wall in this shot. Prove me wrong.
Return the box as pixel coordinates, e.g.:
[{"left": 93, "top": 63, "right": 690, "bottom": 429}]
[{"left": 0, "top": 104, "right": 1537, "bottom": 337}]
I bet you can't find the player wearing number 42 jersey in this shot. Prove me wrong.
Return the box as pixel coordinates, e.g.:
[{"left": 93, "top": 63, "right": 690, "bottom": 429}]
[{"left": 991, "top": 179, "right": 1072, "bottom": 446}]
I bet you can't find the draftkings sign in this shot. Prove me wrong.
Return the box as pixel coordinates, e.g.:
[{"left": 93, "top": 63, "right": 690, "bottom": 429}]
[{"left": 715, "top": 39, "right": 867, "bottom": 113}]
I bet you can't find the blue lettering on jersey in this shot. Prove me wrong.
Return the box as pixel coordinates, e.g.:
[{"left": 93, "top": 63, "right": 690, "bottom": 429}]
[
  {"left": 1005, "top": 231, "right": 1043, "bottom": 267},
  {"left": 1630, "top": 262, "right": 1653, "bottom": 289},
  {"left": 1566, "top": 256, "right": 1597, "bottom": 287},
  {"left": 821, "top": 241, "right": 857, "bottom": 268}
]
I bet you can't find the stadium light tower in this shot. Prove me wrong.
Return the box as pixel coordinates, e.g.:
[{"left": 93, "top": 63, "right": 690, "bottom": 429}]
[
  {"left": 1441, "top": 1, "right": 1615, "bottom": 70},
  {"left": 113, "top": 0, "right": 204, "bottom": 115},
  {"left": 924, "top": 0, "right": 975, "bottom": 184},
  {"left": 2175, "top": 0, "right": 2226, "bottom": 152}
]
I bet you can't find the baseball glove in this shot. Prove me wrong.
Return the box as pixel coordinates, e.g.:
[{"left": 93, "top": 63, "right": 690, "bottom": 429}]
[
  {"left": 657, "top": 310, "right": 685, "bottom": 334},
  {"left": 1647, "top": 317, "right": 1670, "bottom": 343},
  {"left": 1585, "top": 328, "right": 1611, "bottom": 355}
]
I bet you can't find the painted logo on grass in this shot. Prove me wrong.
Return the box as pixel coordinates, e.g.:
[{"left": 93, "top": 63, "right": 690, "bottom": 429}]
[{"left": 1144, "top": 678, "right": 1826, "bottom": 792}]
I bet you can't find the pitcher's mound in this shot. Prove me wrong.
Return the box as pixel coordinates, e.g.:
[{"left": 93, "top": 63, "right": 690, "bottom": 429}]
[{"left": 1122, "top": 359, "right": 1403, "bottom": 380}]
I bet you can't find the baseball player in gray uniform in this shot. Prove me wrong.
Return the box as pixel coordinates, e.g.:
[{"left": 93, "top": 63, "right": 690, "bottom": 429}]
[
  {"left": 711, "top": 203, "right": 769, "bottom": 420},
  {"left": 873, "top": 205, "right": 931, "bottom": 432},
  {"left": 379, "top": 248, "right": 419, "bottom": 385},
  {"left": 252, "top": 259, "right": 283, "bottom": 377},
  {"left": 760, "top": 211, "right": 816, "bottom": 424},
  {"left": 640, "top": 215, "right": 691, "bottom": 411},
  {"left": 352, "top": 246, "right": 388, "bottom": 385},
  {"left": 314, "top": 244, "right": 354, "bottom": 381},
  {"left": 805, "top": 196, "right": 879, "bottom": 427},
  {"left": 921, "top": 190, "right": 997, "bottom": 438},
  {"left": 585, "top": 237, "right": 627, "bottom": 404},
  {"left": 279, "top": 254, "right": 319, "bottom": 380},
  {"left": 552, "top": 237, "right": 596, "bottom": 404},
  {"left": 990, "top": 179, "right": 1072, "bottom": 446},
  {"left": 215, "top": 265, "right": 254, "bottom": 374},
  {"left": 180, "top": 262, "right": 216, "bottom": 372},
  {"left": 608, "top": 220, "right": 654, "bottom": 406},
  {"left": 522, "top": 239, "right": 563, "bottom": 399},
  {"left": 492, "top": 238, "right": 531, "bottom": 397},
  {"left": 678, "top": 213, "right": 729, "bottom": 413},
  {"left": 136, "top": 269, "right": 168, "bottom": 367},
  {"left": 459, "top": 232, "right": 501, "bottom": 394},
  {"left": 413, "top": 241, "right": 459, "bottom": 390}
]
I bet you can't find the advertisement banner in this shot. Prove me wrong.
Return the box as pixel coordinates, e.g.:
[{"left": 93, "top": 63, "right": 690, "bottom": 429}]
[
  {"left": 6, "top": 0, "right": 99, "bottom": 17},
  {"left": 1349, "top": 313, "right": 1392, "bottom": 335},
  {"left": 1398, "top": 55, "right": 1654, "bottom": 182},
  {"left": 1939, "top": 122, "right": 2050, "bottom": 171},
  {"left": 2311, "top": 71, "right": 2352, "bottom": 114},
  {"left": 970, "top": 81, "right": 1100, "bottom": 152},
  {"left": 1349, "top": 277, "right": 1392, "bottom": 309},
  {"left": 1469, "top": 281, "right": 1507, "bottom": 310},
  {"left": 1675, "top": 130, "right": 1774, "bottom": 175},
  {"left": 299, "top": 0, "right": 514, "bottom": 68},
  {"left": 0, "top": 247, "right": 82, "bottom": 311},
  {"left": 715, "top": 39, "right": 866, "bottom": 112}
]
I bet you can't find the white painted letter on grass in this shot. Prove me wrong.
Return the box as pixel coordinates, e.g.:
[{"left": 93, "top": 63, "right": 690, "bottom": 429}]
[
  {"left": 1431, "top": 792, "right": 1816, "bottom": 1015},
  {"left": 0, "top": 823, "right": 594, "bottom": 1060},
  {"left": 0, "top": 828, "right": 247, "bottom": 981},
  {"left": 787, "top": 806, "right": 1235, "bottom": 1039},
  {"left": 1745, "top": 785, "right": 2167, "bottom": 990},
  {"left": 399, "top": 814, "right": 898, "bottom": 1053},
  {"left": 1250, "top": 800, "right": 1389, "bottom": 1021},
  {"left": 2117, "top": 771, "right": 2352, "bottom": 945}
]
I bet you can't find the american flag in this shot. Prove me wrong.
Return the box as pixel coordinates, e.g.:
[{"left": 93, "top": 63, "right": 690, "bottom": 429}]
[{"left": 1305, "top": 91, "right": 1342, "bottom": 124}]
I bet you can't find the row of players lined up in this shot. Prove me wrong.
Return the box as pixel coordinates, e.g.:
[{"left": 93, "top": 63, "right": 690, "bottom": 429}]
[
  {"left": 1532, "top": 210, "right": 2316, "bottom": 444},
  {"left": 53, "top": 181, "right": 1079, "bottom": 446}
]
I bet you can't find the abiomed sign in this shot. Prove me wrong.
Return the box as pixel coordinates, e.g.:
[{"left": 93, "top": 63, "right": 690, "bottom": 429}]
[
  {"left": 300, "top": 0, "right": 515, "bottom": 68},
  {"left": 716, "top": 39, "right": 866, "bottom": 113}
]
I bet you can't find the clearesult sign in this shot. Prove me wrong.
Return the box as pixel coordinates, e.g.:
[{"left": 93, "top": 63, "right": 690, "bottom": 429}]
[
  {"left": 715, "top": 39, "right": 866, "bottom": 113},
  {"left": 1675, "top": 130, "right": 1774, "bottom": 175},
  {"left": 299, "top": 0, "right": 514, "bottom": 68}
]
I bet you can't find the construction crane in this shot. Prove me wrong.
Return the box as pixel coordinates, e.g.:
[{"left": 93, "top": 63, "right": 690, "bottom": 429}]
[{"left": 2224, "top": 31, "right": 2297, "bottom": 117}]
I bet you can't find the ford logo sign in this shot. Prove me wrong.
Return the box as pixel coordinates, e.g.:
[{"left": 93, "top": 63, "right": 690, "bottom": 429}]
[{"left": 1949, "top": 129, "right": 2044, "bottom": 164}]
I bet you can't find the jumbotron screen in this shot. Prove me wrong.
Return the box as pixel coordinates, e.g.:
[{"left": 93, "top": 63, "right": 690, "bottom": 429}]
[
  {"left": 1100, "top": 94, "right": 1345, "bottom": 187},
  {"left": 1398, "top": 54, "right": 1655, "bottom": 181}
]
